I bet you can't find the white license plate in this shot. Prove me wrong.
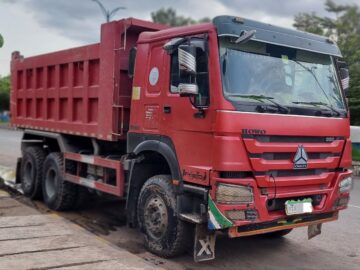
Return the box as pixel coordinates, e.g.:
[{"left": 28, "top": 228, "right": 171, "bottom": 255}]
[{"left": 285, "top": 200, "right": 313, "bottom": 215}]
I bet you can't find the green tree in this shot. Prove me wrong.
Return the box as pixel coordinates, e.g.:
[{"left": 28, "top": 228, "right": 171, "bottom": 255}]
[
  {"left": 151, "top": 8, "right": 210, "bottom": 26},
  {"left": 294, "top": 0, "right": 360, "bottom": 124},
  {"left": 0, "top": 76, "right": 10, "bottom": 112},
  {"left": 0, "top": 34, "right": 3, "bottom": 48}
]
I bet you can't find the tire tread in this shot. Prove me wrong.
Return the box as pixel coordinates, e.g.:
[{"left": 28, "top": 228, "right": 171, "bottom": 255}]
[
  {"left": 21, "top": 146, "right": 47, "bottom": 199},
  {"left": 42, "top": 153, "right": 77, "bottom": 211},
  {"left": 138, "top": 174, "right": 190, "bottom": 258}
]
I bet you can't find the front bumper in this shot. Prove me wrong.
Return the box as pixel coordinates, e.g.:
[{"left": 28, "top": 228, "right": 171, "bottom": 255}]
[
  {"left": 208, "top": 170, "right": 352, "bottom": 233},
  {"left": 228, "top": 211, "right": 338, "bottom": 238}
]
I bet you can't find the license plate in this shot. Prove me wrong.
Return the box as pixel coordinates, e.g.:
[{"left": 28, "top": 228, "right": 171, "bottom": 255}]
[{"left": 285, "top": 199, "right": 313, "bottom": 215}]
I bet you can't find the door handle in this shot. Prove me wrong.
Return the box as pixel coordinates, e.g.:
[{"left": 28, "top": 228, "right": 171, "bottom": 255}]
[{"left": 163, "top": 106, "right": 171, "bottom": 114}]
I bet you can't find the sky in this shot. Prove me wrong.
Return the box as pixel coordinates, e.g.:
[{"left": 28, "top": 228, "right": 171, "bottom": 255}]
[{"left": 0, "top": 0, "right": 359, "bottom": 76}]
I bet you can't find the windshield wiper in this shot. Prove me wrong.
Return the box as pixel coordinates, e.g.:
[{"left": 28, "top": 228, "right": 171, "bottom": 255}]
[
  {"left": 292, "top": 101, "right": 341, "bottom": 116},
  {"left": 228, "top": 94, "right": 290, "bottom": 114},
  {"left": 294, "top": 60, "right": 336, "bottom": 105}
]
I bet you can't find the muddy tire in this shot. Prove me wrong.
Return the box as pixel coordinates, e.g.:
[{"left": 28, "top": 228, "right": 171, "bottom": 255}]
[
  {"left": 20, "top": 146, "right": 47, "bottom": 199},
  {"left": 263, "top": 229, "right": 292, "bottom": 238},
  {"left": 42, "top": 153, "right": 77, "bottom": 211},
  {"left": 137, "top": 175, "right": 190, "bottom": 258}
]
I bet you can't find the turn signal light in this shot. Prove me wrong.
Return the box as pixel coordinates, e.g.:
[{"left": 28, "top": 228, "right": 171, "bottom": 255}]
[{"left": 339, "top": 177, "right": 353, "bottom": 193}]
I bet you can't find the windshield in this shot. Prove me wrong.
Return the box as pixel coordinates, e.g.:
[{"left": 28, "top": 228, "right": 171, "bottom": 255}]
[{"left": 220, "top": 38, "right": 347, "bottom": 117}]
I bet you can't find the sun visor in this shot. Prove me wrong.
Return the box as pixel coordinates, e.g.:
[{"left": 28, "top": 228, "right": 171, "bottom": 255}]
[{"left": 213, "top": 16, "right": 342, "bottom": 57}]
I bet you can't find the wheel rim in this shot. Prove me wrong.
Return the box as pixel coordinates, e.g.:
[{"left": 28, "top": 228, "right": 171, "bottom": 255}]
[
  {"left": 45, "top": 168, "right": 57, "bottom": 199},
  {"left": 144, "top": 195, "right": 168, "bottom": 240},
  {"left": 23, "top": 161, "right": 34, "bottom": 190}
]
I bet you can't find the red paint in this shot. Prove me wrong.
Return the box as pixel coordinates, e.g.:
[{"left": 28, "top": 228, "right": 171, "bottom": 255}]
[
  {"left": 64, "top": 152, "right": 124, "bottom": 196},
  {"left": 11, "top": 18, "right": 166, "bottom": 141}
]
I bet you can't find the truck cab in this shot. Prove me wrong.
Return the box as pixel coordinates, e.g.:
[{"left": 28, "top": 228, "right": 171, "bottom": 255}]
[{"left": 128, "top": 15, "right": 352, "bottom": 260}]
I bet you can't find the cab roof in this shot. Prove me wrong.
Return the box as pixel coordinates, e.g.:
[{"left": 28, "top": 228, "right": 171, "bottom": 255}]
[{"left": 213, "top": 15, "right": 342, "bottom": 57}]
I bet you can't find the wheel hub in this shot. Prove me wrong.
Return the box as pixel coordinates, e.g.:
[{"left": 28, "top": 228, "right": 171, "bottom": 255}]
[{"left": 144, "top": 196, "right": 168, "bottom": 239}]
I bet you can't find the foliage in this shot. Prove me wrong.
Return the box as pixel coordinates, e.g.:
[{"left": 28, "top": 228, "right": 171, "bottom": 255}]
[
  {"left": 0, "top": 75, "right": 10, "bottom": 111},
  {"left": 0, "top": 34, "right": 3, "bottom": 48},
  {"left": 293, "top": 0, "right": 360, "bottom": 124},
  {"left": 151, "top": 8, "right": 210, "bottom": 26}
]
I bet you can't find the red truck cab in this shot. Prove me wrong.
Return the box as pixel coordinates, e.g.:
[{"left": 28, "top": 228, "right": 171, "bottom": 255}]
[{"left": 11, "top": 16, "right": 352, "bottom": 262}]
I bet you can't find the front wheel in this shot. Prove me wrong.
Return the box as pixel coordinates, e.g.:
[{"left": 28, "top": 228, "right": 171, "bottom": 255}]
[{"left": 137, "top": 175, "right": 190, "bottom": 258}]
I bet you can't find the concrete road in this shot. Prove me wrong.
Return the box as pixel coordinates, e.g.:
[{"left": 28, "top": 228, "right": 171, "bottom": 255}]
[
  {"left": 0, "top": 190, "right": 162, "bottom": 270},
  {"left": 0, "top": 128, "right": 22, "bottom": 168},
  {"left": 0, "top": 128, "right": 359, "bottom": 270}
]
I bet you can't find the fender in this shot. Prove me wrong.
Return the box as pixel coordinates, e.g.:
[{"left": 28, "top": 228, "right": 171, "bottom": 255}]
[
  {"left": 126, "top": 134, "right": 182, "bottom": 227},
  {"left": 133, "top": 139, "right": 181, "bottom": 180}
]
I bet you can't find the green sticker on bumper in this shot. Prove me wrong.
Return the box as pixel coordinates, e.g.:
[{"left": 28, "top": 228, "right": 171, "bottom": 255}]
[{"left": 208, "top": 195, "right": 233, "bottom": 230}]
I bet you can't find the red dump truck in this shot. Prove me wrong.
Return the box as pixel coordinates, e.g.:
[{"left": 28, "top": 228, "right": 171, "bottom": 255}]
[{"left": 11, "top": 16, "right": 353, "bottom": 261}]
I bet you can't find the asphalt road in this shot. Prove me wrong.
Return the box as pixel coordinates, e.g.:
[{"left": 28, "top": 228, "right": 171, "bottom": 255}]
[{"left": 0, "top": 128, "right": 359, "bottom": 270}]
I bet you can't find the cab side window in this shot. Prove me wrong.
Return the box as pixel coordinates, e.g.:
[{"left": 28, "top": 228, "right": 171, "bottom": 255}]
[{"left": 170, "top": 47, "right": 210, "bottom": 107}]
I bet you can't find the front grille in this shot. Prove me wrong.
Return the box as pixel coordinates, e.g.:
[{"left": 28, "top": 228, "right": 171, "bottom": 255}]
[
  {"left": 254, "top": 169, "right": 332, "bottom": 177},
  {"left": 245, "top": 135, "right": 344, "bottom": 143},
  {"left": 243, "top": 134, "right": 344, "bottom": 186},
  {"left": 250, "top": 152, "right": 339, "bottom": 160}
]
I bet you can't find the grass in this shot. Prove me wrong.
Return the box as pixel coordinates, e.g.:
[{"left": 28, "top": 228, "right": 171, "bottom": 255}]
[{"left": 352, "top": 147, "right": 360, "bottom": 161}]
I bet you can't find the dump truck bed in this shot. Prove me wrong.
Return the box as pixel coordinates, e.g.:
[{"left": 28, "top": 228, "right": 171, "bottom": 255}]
[{"left": 10, "top": 18, "right": 166, "bottom": 141}]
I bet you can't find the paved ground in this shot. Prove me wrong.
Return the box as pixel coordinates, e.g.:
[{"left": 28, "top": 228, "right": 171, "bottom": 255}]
[
  {"left": 0, "top": 189, "right": 162, "bottom": 270},
  {"left": 0, "top": 128, "right": 359, "bottom": 270}
]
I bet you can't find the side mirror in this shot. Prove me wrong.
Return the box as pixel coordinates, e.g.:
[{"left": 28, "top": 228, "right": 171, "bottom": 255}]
[
  {"left": 177, "top": 44, "right": 198, "bottom": 96},
  {"left": 178, "top": 83, "right": 199, "bottom": 96},
  {"left": 128, "top": 47, "right": 137, "bottom": 78},
  {"left": 178, "top": 44, "right": 197, "bottom": 75}
]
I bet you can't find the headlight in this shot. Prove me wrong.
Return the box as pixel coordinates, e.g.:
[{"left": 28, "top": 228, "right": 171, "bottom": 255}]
[
  {"left": 216, "top": 183, "right": 253, "bottom": 204},
  {"left": 339, "top": 177, "right": 353, "bottom": 193}
]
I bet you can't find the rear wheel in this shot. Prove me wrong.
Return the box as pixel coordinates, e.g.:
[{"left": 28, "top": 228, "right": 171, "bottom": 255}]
[
  {"left": 42, "top": 153, "right": 77, "bottom": 211},
  {"left": 137, "top": 175, "right": 190, "bottom": 258},
  {"left": 20, "top": 146, "right": 47, "bottom": 199}
]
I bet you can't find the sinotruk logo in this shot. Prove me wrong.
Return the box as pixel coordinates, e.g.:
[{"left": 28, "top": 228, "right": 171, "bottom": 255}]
[{"left": 293, "top": 145, "right": 308, "bottom": 169}]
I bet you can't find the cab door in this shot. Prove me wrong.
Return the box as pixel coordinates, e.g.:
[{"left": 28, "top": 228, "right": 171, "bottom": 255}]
[
  {"left": 141, "top": 45, "right": 165, "bottom": 133},
  {"left": 160, "top": 36, "right": 214, "bottom": 185}
]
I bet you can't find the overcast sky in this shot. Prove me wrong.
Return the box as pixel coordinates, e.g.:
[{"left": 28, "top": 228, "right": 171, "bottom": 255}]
[{"left": 0, "top": 0, "right": 359, "bottom": 76}]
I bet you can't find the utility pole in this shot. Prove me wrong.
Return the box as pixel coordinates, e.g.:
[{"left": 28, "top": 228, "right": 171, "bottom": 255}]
[{"left": 92, "top": 0, "right": 126, "bottom": 23}]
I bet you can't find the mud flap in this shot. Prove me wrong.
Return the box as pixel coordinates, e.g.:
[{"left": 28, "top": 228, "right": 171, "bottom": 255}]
[
  {"left": 15, "top": 158, "right": 22, "bottom": 184},
  {"left": 308, "top": 223, "right": 322, "bottom": 239},
  {"left": 194, "top": 224, "right": 216, "bottom": 262}
]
